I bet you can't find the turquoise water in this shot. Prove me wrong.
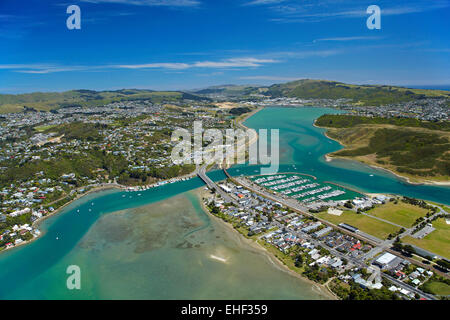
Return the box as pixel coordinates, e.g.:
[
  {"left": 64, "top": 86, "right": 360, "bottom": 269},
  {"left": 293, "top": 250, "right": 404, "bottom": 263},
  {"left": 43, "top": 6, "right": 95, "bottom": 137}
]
[
  {"left": 228, "top": 107, "right": 450, "bottom": 205},
  {"left": 1, "top": 106, "right": 449, "bottom": 299},
  {"left": 0, "top": 186, "right": 327, "bottom": 300}
]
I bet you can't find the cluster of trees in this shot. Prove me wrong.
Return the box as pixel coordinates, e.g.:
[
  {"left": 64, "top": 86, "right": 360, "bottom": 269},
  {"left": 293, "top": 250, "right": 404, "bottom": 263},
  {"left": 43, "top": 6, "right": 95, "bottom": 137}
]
[
  {"left": 117, "top": 164, "right": 195, "bottom": 186},
  {"left": 229, "top": 107, "right": 252, "bottom": 116},
  {"left": 316, "top": 114, "right": 450, "bottom": 131},
  {"left": 330, "top": 127, "right": 449, "bottom": 177},
  {"left": 392, "top": 238, "right": 416, "bottom": 256},
  {"left": 402, "top": 197, "right": 436, "bottom": 211},
  {"left": 302, "top": 263, "right": 334, "bottom": 284},
  {"left": 387, "top": 228, "right": 406, "bottom": 240},
  {"left": 435, "top": 259, "right": 450, "bottom": 271},
  {"left": 330, "top": 279, "right": 401, "bottom": 300}
]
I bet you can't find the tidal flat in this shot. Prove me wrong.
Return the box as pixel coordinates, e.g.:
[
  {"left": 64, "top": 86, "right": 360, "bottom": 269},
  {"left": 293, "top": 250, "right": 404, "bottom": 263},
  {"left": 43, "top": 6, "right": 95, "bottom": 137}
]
[{"left": 4, "top": 190, "right": 330, "bottom": 299}]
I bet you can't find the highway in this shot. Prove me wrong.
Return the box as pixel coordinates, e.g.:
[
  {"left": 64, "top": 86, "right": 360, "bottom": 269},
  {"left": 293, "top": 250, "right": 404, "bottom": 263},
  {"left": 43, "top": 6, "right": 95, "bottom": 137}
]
[
  {"left": 222, "top": 170, "right": 439, "bottom": 300},
  {"left": 196, "top": 163, "right": 439, "bottom": 300}
]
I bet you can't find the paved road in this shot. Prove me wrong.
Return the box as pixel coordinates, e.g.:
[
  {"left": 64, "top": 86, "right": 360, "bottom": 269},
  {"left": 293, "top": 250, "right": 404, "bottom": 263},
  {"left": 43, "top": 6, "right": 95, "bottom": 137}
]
[
  {"left": 226, "top": 173, "right": 438, "bottom": 300},
  {"left": 197, "top": 166, "right": 438, "bottom": 300},
  {"left": 197, "top": 164, "right": 234, "bottom": 203}
]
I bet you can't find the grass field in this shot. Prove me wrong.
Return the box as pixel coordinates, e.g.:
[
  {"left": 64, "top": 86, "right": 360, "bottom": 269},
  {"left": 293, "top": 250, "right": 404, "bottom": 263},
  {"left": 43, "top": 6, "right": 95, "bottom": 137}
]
[
  {"left": 421, "top": 280, "right": 450, "bottom": 296},
  {"left": 403, "top": 218, "right": 450, "bottom": 259},
  {"left": 315, "top": 210, "right": 400, "bottom": 240},
  {"left": 34, "top": 124, "right": 57, "bottom": 132},
  {"left": 366, "top": 202, "right": 428, "bottom": 227},
  {"left": 0, "top": 104, "right": 25, "bottom": 113}
]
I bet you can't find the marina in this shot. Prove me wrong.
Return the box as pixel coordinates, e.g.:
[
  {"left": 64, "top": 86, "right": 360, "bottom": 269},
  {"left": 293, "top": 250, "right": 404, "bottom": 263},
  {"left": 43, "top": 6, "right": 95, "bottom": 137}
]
[{"left": 249, "top": 173, "right": 361, "bottom": 204}]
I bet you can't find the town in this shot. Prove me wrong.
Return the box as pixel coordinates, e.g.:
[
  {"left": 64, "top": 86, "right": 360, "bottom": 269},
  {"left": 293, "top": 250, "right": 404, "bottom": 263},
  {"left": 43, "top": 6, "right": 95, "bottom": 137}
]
[
  {"left": 201, "top": 171, "right": 450, "bottom": 300},
  {"left": 0, "top": 98, "right": 233, "bottom": 251}
]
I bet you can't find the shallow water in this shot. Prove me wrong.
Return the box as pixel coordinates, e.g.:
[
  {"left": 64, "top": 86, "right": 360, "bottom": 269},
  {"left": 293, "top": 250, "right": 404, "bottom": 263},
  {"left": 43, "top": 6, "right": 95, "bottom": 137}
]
[
  {"left": 1, "top": 191, "right": 327, "bottom": 300},
  {"left": 1, "top": 106, "right": 449, "bottom": 299},
  {"left": 228, "top": 107, "right": 450, "bottom": 205}
]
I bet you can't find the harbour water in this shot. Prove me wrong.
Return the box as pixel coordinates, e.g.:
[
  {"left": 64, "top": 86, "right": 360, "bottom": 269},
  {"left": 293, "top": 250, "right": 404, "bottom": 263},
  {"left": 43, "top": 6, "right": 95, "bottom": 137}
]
[
  {"left": 1, "top": 106, "right": 449, "bottom": 299},
  {"left": 228, "top": 107, "right": 450, "bottom": 206},
  {"left": 0, "top": 189, "right": 328, "bottom": 299}
]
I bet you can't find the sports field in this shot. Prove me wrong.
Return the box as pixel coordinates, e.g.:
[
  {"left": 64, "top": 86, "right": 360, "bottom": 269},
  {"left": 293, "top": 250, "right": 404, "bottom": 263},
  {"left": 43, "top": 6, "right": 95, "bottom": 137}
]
[
  {"left": 315, "top": 210, "right": 401, "bottom": 240},
  {"left": 403, "top": 218, "right": 450, "bottom": 259},
  {"left": 366, "top": 201, "right": 428, "bottom": 227},
  {"left": 421, "top": 278, "right": 450, "bottom": 296}
]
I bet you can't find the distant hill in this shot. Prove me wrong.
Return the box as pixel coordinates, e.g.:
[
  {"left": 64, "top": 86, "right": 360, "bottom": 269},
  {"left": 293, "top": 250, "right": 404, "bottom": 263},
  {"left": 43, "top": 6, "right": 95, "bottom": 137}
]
[
  {"left": 0, "top": 89, "right": 207, "bottom": 113},
  {"left": 315, "top": 114, "right": 450, "bottom": 183},
  {"left": 192, "top": 84, "right": 263, "bottom": 97},
  {"left": 2, "top": 80, "right": 449, "bottom": 113},
  {"left": 263, "top": 79, "right": 450, "bottom": 106}
]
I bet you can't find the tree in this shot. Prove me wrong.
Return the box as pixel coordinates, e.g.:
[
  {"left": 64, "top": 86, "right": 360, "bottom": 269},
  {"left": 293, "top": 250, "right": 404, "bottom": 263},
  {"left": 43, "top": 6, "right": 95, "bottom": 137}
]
[
  {"left": 403, "top": 245, "right": 415, "bottom": 256},
  {"left": 211, "top": 206, "right": 220, "bottom": 215},
  {"left": 295, "top": 255, "right": 303, "bottom": 267},
  {"left": 436, "top": 259, "right": 450, "bottom": 271}
]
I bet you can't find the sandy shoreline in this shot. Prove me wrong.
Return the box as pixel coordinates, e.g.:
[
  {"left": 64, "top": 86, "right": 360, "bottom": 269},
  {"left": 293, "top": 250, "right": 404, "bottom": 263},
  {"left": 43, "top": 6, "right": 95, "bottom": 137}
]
[
  {"left": 195, "top": 188, "right": 338, "bottom": 300},
  {"left": 222, "top": 107, "right": 261, "bottom": 169},
  {"left": 1, "top": 165, "right": 202, "bottom": 255},
  {"left": 314, "top": 121, "right": 450, "bottom": 187},
  {"left": 1, "top": 184, "right": 122, "bottom": 254}
]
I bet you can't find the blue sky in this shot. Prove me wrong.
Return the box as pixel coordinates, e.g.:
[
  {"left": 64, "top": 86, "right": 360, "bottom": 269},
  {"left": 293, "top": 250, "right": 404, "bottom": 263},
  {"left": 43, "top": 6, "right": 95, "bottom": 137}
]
[{"left": 0, "top": 0, "right": 449, "bottom": 93}]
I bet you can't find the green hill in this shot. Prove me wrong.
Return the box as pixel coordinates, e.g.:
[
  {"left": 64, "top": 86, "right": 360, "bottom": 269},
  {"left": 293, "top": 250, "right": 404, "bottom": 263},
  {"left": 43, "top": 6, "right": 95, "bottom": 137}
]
[
  {"left": 3, "top": 80, "right": 449, "bottom": 113},
  {"left": 0, "top": 89, "right": 206, "bottom": 113},
  {"left": 315, "top": 114, "right": 450, "bottom": 183},
  {"left": 192, "top": 84, "right": 262, "bottom": 97},
  {"left": 264, "top": 79, "right": 450, "bottom": 106}
]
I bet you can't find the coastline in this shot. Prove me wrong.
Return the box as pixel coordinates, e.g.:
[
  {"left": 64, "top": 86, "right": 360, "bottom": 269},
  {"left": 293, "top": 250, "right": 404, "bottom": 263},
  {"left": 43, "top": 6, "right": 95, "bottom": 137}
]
[
  {"left": 195, "top": 188, "right": 338, "bottom": 300},
  {"left": 1, "top": 184, "right": 122, "bottom": 254},
  {"left": 1, "top": 107, "right": 258, "bottom": 255},
  {"left": 222, "top": 107, "right": 261, "bottom": 169},
  {"left": 314, "top": 122, "right": 450, "bottom": 187},
  {"left": 1, "top": 169, "right": 200, "bottom": 254}
]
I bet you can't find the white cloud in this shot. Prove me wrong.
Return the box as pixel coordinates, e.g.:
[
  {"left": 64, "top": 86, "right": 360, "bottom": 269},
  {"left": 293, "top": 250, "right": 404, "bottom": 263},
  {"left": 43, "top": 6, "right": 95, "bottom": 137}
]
[
  {"left": 1, "top": 57, "right": 279, "bottom": 74},
  {"left": 80, "top": 0, "right": 200, "bottom": 7},
  {"left": 242, "top": 0, "right": 286, "bottom": 6},
  {"left": 262, "top": 0, "right": 450, "bottom": 23},
  {"left": 313, "top": 36, "right": 383, "bottom": 42},
  {"left": 193, "top": 58, "right": 278, "bottom": 68},
  {"left": 113, "top": 63, "right": 191, "bottom": 69},
  {"left": 239, "top": 75, "right": 300, "bottom": 81}
]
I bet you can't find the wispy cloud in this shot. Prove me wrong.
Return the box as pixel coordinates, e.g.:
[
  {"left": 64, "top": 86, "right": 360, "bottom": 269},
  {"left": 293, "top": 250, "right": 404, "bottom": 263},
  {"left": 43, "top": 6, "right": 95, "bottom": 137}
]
[
  {"left": 113, "top": 63, "right": 190, "bottom": 69},
  {"left": 0, "top": 64, "right": 92, "bottom": 74},
  {"left": 192, "top": 58, "right": 278, "bottom": 68},
  {"left": 266, "top": 49, "right": 343, "bottom": 59},
  {"left": 259, "top": 0, "right": 450, "bottom": 23},
  {"left": 0, "top": 14, "right": 17, "bottom": 21},
  {"left": 239, "top": 75, "right": 300, "bottom": 81},
  {"left": 0, "top": 57, "right": 279, "bottom": 74},
  {"left": 313, "top": 36, "right": 383, "bottom": 43},
  {"left": 79, "top": 0, "right": 200, "bottom": 7},
  {"left": 113, "top": 58, "right": 278, "bottom": 69},
  {"left": 242, "top": 0, "right": 286, "bottom": 6}
]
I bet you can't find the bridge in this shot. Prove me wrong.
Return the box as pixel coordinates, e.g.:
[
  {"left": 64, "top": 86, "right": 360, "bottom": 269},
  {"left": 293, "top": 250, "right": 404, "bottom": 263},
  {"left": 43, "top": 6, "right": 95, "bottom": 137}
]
[{"left": 197, "top": 164, "right": 234, "bottom": 203}]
